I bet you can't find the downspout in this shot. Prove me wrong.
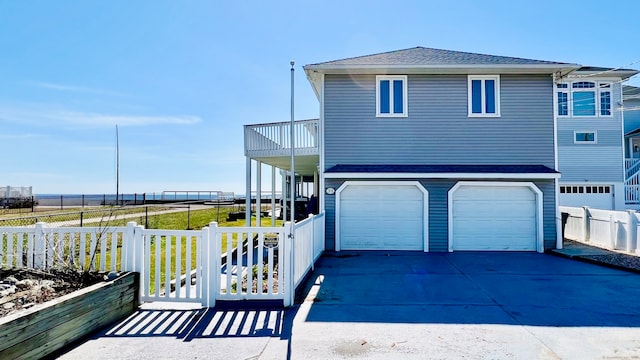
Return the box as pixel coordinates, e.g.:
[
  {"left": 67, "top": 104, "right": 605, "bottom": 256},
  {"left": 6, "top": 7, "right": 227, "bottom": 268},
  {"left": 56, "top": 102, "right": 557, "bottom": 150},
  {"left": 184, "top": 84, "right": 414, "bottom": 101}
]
[{"left": 553, "top": 72, "right": 562, "bottom": 250}]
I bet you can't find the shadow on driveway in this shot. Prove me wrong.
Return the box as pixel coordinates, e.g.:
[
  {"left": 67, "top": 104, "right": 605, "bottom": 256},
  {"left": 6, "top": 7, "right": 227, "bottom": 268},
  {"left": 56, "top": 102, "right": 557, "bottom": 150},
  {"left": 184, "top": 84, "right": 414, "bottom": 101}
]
[{"left": 302, "top": 251, "right": 640, "bottom": 327}]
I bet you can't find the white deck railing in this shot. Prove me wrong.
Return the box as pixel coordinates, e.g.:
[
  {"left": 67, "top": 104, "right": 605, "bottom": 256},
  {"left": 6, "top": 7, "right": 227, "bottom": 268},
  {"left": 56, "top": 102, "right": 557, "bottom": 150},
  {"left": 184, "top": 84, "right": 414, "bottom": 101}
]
[
  {"left": 561, "top": 206, "right": 639, "bottom": 254},
  {"left": 244, "top": 119, "right": 319, "bottom": 158},
  {"left": 626, "top": 158, "right": 640, "bottom": 179},
  {"left": 0, "top": 215, "right": 326, "bottom": 307}
]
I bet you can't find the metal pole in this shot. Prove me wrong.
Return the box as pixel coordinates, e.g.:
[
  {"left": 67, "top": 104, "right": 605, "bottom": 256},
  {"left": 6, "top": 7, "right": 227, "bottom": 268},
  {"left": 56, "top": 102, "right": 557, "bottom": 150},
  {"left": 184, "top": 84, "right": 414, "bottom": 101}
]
[
  {"left": 187, "top": 204, "right": 191, "bottom": 230},
  {"left": 290, "top": 60, "right": 295, "bottom": 229}
]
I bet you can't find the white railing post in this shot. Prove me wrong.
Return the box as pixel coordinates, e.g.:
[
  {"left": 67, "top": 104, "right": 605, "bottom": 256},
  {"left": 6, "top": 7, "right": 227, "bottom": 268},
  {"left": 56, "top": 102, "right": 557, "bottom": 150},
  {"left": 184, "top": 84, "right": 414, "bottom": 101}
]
[
  {"left": 199, "top": 226, "right": 209, "bottom": 306},
  {"left": 134, "top": 224, "right": 145, "bottom": 300},
  {"left": 582, "top": 206, "right": 590, "bottom": 242},
  {"left": 284, "top": 221, "right": 294, "bottom": 307},
  {"left": 123, "top": 221, "right": 137, "bottom": 271},
  {"left": 627, "top": 210, "right": 637, "bottom": 253},
  {"left": 33, "top": 222, "right": 46, "bottom": 269},
  {"left": 609, "top": 214, "right": 615, "bottom": 249},
  {"left": 134, "top": 225, "right": 144, "bottom": 274},
  {"left": 206, "top": 222, "right": 220, "bottom": 308},
  {"left": 311, "top": 214, "right": 316, "bottom": 271}
]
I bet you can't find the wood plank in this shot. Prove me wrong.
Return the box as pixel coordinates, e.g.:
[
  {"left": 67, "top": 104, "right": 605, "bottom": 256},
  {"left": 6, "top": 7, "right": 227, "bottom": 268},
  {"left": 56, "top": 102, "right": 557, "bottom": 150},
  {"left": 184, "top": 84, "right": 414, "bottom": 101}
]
[
  {"left": 0, "top": 272, "right": 138, "bottom": 357},
  {"left": 4, "top": 296, "right": 135, "bottom": 360},
  {"left": 0, "top": 277, "right": 136, "bottom": 347}
]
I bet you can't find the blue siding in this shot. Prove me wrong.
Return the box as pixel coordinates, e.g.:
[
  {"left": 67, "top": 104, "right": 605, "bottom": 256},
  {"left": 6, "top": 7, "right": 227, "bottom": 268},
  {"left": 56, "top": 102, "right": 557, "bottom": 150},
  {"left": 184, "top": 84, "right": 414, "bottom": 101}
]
[
  {"left": 323, "top": 178, "right": 557, "bottom": 252},
  {"left": 557, "top": 81, "right": 624, "bottom": 183},
  {"left": 323, "top": 74, "right": 555, "bottom": 169}
]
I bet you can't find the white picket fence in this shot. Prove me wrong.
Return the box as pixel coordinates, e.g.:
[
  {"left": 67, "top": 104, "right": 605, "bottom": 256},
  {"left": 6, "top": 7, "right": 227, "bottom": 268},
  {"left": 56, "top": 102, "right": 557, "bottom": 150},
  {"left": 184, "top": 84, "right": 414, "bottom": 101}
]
[
  {"left": 561, "top": 206, "right": 640, "bottom": 254},
  {"left": 0, "top": 214, "right": 325, "bottom": 307}
]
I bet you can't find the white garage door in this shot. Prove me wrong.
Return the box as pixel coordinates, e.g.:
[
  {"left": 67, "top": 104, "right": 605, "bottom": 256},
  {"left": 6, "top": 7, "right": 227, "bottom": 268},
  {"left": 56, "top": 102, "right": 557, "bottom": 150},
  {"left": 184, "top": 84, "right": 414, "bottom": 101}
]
[
  {"left": 451, "top": 184, "right": 538, "bottom": 251},
  {"left": 559, "top": 185, "right": 613, "bottom": 210},
  {"left": 338, "top": 182, "right": 426, "bottom": 250}
]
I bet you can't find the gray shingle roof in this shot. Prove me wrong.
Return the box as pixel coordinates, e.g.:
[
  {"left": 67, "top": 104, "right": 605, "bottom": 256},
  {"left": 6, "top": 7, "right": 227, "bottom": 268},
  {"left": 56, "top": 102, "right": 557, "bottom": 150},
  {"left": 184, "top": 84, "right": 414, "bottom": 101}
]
[
  {"left": 624, "top": 85, "right": 640, "bottom": 97},
  {"left": 308, "top": 46, "right": 573, "bottom": 67}
]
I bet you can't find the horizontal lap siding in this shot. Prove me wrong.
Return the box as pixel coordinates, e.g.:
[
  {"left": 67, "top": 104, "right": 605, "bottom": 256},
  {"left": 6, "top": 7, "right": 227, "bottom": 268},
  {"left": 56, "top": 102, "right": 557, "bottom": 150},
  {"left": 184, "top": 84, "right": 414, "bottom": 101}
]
[
  {"left": 323, "top": 74, "right": 555, "bottom": 168},
  {"left": 323, "top": 178, "right": 557, "bottom": 252},
  {"left": 558, "top": 146, "right": 623, "bottom": 182},
  {"left": 557, "top": 81, "right": 624, "bottom": 183}
]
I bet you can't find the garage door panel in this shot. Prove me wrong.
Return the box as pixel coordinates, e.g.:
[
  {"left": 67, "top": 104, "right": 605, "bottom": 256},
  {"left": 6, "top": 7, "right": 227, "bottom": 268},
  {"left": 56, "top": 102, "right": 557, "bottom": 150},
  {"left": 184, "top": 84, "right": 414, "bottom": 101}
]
[
  {"left": 341, "top": 199, "right": 422, "bottom": 214},
  {"left": 339, "top": 183, "right": 426, "bottom": 251},
  {"left": 454, "top": 186, "right": 535, "bottom": 200},
  {"left": 453, "top": 200, "right": 535, "bottom": 218},
  {"left": 451, "top": 184, "right": 537, "bottom": 251},
  {"left": 341, "top": 186, "right": 421, "bottom": 200}
]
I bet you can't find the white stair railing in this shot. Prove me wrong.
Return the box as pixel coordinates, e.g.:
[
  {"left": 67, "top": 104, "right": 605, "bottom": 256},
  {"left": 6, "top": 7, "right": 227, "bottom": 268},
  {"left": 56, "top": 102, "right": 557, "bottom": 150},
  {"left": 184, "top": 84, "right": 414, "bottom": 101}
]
[
  {"left": 625, "top": 158, "right": 640, "bottom": 179},
  {"left": 625, "top": 170, "right": 640, "bottom": 204}
]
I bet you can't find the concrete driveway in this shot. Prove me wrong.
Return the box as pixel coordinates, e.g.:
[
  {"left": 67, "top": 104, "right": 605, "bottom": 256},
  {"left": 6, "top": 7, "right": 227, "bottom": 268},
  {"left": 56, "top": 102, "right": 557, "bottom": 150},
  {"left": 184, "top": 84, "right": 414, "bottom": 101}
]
[
  {"left": 56, "top": 252, "right": 640, "bottom": 360},
  {"left": 290, "top": 251, "right": 640, "bottom": 359}
]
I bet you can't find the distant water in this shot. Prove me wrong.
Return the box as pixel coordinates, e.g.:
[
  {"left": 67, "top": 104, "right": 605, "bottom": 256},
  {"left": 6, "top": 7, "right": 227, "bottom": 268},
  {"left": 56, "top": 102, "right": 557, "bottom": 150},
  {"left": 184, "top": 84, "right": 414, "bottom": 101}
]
[
  {"left": 34, "top": 193, "right": 232, "bottom": 206},
  {"left": 33, "top": 192, "right": 278, "bottom": 206}
]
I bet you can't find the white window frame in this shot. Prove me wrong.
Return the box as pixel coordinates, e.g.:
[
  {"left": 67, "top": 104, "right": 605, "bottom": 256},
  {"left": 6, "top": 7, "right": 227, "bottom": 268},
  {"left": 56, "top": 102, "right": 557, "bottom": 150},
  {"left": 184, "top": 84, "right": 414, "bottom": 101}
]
[
  {"left": 376, "top": 75, "right": 408, "bottom": 117},
  {"left": 573, "top": 130, "right": 597, "bottom": 144},
  {"left": 556, "top": 81, "right": 613, "bottom": 118},
  {"left": 556, "top": 83, "right": 569, "bottom": 117},
  {"left": 468, "top": 75, "right": 501, "bottom": 118},
  {"left": 599, "top": 82, "right": 612, "bottom": 116}
]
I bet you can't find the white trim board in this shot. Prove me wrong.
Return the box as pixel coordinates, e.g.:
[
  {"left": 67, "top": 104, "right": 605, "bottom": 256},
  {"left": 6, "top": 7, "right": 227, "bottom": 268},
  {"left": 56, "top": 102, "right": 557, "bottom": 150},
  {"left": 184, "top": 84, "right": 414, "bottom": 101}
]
[{"left": 324, "top": 172, "right": 560, "bottom": 179}]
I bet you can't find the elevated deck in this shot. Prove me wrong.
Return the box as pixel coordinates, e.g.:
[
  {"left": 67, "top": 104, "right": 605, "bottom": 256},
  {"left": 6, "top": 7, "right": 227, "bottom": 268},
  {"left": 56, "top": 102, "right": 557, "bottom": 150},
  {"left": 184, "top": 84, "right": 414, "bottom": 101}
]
[{"left": 244, "top": 119, "right": 319, "bottom": 175}]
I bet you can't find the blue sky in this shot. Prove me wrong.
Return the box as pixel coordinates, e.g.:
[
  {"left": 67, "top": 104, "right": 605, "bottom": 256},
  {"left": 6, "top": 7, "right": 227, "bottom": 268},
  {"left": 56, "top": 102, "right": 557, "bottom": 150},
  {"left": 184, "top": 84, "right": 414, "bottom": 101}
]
[{"left": 1, "top": 0, "right": 639, "bottom": 195}]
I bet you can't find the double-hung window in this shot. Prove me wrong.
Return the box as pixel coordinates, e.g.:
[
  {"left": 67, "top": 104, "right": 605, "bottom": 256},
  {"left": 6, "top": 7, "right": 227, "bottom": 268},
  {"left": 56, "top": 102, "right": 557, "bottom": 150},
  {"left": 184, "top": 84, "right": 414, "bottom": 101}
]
[
  {"left": 468, "top": 75, "right": 500, "bottom": 117},
  {"left": 556, "top": 81, "right": 612, "bottom": 117},
  {"left": 376, "top": 75, "right": 407, "bottom": 117},
  {"left": 557, "top": 83, "right": 569, "bottom": 116},
  {"left": 599, "top": 83, "right": 611, "bottom": 116}
]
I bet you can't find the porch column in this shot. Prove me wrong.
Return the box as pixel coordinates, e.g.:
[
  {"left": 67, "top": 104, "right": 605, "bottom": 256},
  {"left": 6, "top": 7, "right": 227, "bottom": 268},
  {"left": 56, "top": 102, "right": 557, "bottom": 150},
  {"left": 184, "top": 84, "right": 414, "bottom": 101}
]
[
  {"left": 282, "top": 170, "right": 287, "bottom": 222},
  {"left": 256, "top": 161, "right": 262, "bottom": 227},
  {"left": 271, "top": 165, "right": 276, "bottom": 226},
  {"left": 313, "top": 170, "right": 318, "bottom": 197},
  {"left": 245, "top": 157, "right": 252, "bottom": 226}
]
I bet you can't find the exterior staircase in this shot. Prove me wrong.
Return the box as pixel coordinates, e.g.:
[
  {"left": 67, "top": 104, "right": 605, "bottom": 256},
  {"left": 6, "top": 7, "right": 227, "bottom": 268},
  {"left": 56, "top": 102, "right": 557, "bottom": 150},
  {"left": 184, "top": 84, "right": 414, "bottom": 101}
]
[{"left": 625, "top": 158, "right": 640, "bottom": 204}]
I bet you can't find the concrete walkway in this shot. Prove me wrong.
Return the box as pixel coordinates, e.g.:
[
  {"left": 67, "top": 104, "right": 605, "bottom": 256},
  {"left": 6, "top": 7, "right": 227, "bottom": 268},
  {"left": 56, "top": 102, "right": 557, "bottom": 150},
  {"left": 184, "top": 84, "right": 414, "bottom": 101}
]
[{"left": 55, "top": 250, "right": 640, "bottom": 360}]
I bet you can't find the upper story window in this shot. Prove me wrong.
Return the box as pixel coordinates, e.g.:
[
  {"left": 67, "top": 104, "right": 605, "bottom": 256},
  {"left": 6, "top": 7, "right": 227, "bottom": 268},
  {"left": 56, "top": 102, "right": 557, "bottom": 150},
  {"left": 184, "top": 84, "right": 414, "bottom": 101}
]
[
  {"left": 376, "top": 75, "right": 407, "bottom": 117},
  {"left": 600, "top": 83, "right": 611, "bottom": 116},
  {"left": 468, "top": 75, "right": 500, "bottom": 117},
  {"left": 574, "top": 131, "right": 597, "bottom": 144},
  {"left": 556, "top": 81, "right": 612, "bottom": 117},
  {"left": 557, "top": 83, "right": 569, "bottom": 116}
]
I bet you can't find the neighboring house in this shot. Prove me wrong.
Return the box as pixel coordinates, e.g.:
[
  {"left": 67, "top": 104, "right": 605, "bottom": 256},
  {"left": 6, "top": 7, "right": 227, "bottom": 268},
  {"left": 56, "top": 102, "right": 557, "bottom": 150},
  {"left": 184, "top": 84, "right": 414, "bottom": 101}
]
[
  {"left": 623, "top": 85, "right": 640, "bottom": 206},
  {"left": 243, "top": 46, "right": 636, "bottom": 252},
  {"left": 555, "top": 68, "right": 637, "bottom": 210}
]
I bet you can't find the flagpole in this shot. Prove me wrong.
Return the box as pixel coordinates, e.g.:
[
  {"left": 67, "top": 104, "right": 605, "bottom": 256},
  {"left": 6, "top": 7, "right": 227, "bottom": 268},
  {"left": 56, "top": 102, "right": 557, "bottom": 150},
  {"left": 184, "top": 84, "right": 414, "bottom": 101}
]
[
  {"left": 116, "top": 124, "right": 120, "bottom": 206},
  {"left": 290, "top": 60, "right": 295, "bottom": 234}
]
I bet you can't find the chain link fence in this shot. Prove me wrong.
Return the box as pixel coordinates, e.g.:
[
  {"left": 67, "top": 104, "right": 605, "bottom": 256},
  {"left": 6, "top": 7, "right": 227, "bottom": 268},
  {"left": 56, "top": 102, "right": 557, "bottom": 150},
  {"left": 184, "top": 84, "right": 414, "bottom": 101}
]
[{"left": 0, "top": 205, "right": 188, "bottom": 229}]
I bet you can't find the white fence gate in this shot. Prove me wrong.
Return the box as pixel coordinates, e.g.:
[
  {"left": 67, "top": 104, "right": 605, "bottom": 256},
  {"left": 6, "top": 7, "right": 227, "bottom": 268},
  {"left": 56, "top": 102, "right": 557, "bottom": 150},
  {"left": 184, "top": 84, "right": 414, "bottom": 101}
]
[{"left": 0, "top": 214, "right": 325, "bottom": 307}]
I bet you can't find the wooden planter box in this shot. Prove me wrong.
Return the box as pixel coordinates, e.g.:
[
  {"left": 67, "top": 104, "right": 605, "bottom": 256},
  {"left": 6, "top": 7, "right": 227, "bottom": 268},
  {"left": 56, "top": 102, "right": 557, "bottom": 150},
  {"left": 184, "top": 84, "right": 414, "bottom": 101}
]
[{"left": 0, "top": 272, "right": 139, "bottom": 360}]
